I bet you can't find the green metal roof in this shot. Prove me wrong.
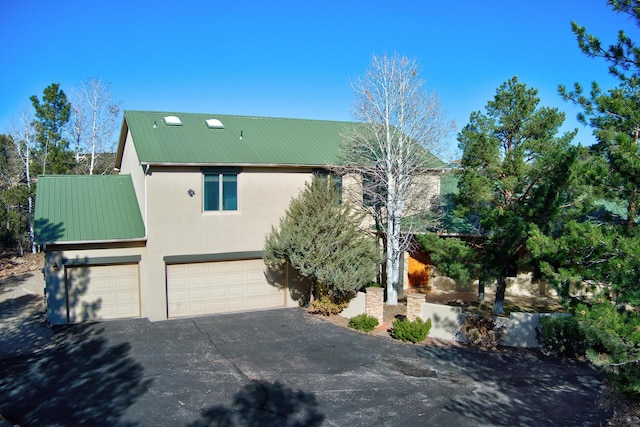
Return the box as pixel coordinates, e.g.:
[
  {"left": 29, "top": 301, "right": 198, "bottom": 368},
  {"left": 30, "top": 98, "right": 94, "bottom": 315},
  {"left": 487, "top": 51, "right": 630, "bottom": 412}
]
[
  {"left": 34, "top": 175, "right": 145, "bottom": 244},
  {"left": 120, "top": 110, "right": 448, "bottom": 168},
  {"left": 121, "top": 110, "right": 352, "bottom": 166},
  {"left": 440, "top": 171, "right": 459, "bottom": 196}
]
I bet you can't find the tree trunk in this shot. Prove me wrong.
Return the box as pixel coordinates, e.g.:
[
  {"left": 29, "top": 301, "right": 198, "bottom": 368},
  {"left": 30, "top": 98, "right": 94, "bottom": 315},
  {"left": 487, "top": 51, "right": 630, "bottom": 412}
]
[
  {"left": 386, "top": 207, "right": 402, "bottom": 305},
  {"left": 90, "top": 145, "right": 96, "bottom": 175},
  {"left": 25, "top": 135, "right": 35, "bottom": 254},
  {"left": 494, "top": 277, "right": 506, "bottom": 314},
  {"left": 386, "top": 244, "right": 400, "bottom": 305},
  {"left": 28, "top": 195, "right": 35, "bottom": 254},
  {"left": 477, "top": 279, "right": 485, "bottom": 302},
  {"left": 627, "top": 195, "right": 637, "bottom": 229}
]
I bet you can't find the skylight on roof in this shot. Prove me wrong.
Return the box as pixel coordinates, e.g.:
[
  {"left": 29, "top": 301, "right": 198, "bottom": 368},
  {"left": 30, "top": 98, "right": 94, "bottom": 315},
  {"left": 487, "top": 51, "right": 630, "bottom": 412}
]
[
  {"left": 163, "top": 116, "right": 182, "bottom": 126},
  {"left": 205, "top": 118, "right": 224, "bottom": 129}
]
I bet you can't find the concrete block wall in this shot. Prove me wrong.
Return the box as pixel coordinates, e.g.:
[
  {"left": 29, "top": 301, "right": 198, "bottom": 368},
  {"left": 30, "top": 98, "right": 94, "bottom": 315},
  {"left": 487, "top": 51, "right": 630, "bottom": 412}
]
[
  {"left": 340, "top": 291, "right": 366, "bottom": 318},
  {"left": 420, "top": 303, "right": 464, "bottom": 340},
  {"left": 502, "top": 312, "right": 571, "bottom": 348},
  {"left": 417, "top": 302, "right": 568, "bottom": 348}
]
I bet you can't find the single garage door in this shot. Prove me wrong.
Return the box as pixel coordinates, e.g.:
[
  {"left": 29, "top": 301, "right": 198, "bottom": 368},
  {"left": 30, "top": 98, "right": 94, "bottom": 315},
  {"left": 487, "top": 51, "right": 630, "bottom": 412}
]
[
  {"left": 66, "top": 263, "right": 140, "bottom": 322},
  {"left": 166, "top": 259, "right": 285, "bottom": 318}
]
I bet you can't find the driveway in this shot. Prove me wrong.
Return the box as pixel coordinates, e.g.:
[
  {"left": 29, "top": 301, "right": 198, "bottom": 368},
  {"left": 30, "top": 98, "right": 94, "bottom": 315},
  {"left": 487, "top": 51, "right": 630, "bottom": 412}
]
[{"left": 0, "top": 274, "right": 608, "bottom": 426}]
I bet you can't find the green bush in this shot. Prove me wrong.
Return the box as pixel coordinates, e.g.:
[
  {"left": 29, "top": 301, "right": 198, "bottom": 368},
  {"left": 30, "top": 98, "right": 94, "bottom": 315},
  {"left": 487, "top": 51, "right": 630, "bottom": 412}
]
[
  {"left": 308, "top": 297, "right": 347, "bottom": 316},
  {"left": 362, "top": 281, "right": 382, "bottom": 289},
  {"left": 461, "top": 315, "right": 505, "bottom": 350},
  {"left": 391, "top": 317, "right": 432, "bottom": 343},
  {"left": 539, "top": 315, "right": 586, "bottom": 357},
  {"left": 348, "top": 314, "right": 379, "bottom": 332}
]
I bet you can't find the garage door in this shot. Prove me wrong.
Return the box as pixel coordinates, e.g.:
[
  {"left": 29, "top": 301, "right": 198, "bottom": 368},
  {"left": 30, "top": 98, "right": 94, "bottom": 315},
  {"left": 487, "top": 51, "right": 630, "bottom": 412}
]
[
  {"left": 166, "top": 259, "right": 285, "bottom": 318},
  {"left": 66, "top": 263, "right": 140, "bottom": 322}
]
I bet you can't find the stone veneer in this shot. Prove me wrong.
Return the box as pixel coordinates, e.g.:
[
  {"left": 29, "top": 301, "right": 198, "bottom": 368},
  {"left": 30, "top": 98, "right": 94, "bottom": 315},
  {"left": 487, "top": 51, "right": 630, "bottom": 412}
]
[
  {"left": 365, "top": 287, "right": 384, "bottom": 325},
  {"left": 406, "top": 293, "right": 425, "bottom": 321}
]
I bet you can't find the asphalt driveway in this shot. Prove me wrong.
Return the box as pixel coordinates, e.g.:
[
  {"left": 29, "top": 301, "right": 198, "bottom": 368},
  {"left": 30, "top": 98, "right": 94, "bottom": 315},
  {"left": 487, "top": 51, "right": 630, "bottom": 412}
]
[{"left": 0, "top": 280, "right": 608, "bottom": 426}]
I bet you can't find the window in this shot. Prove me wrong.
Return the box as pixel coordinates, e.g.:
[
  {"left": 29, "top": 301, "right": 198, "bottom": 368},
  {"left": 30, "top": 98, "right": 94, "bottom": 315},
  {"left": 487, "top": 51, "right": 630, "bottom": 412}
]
[
  {"left": 313, "top": 170, "right": 342, "bottom": 201},
  {"left": 204, "top": 173, "right": 237, "bottom": 211},
  {"left": 363, "top": 174, "right": 385, "bottom": 208}
]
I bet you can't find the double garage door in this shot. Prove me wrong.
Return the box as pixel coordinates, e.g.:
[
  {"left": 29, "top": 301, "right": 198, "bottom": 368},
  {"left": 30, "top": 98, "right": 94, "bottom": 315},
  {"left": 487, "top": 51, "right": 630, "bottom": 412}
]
[
  {"left": 64, "top": 258, "right": 285, "bottom": 322},
  {"left": 166, "top": 259, "right": 285, "bottom": 318},
  {"left": 66, "top": 263, "right": 140, "bottom": 322}
]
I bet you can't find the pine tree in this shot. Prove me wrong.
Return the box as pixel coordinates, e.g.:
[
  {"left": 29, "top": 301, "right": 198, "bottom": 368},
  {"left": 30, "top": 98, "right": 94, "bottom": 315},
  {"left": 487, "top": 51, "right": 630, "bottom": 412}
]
[
  {"left": 457, "top": 76, "right": 576, "bottom": 313},
  {"left": 559, "top": 0, "right": 640, "bottom": 228},
  {"left": 264, "top": 175, "right": 380, "bottom": 302},
  {"left": 30, "top": 83, "right": 73, "bottom": 175}
]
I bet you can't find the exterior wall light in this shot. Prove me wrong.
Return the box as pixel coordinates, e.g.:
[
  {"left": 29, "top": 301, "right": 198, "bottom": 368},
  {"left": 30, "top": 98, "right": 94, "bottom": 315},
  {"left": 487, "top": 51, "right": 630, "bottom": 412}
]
[{"left": 187, "top": 189, "right": 195, "bottom": 197}]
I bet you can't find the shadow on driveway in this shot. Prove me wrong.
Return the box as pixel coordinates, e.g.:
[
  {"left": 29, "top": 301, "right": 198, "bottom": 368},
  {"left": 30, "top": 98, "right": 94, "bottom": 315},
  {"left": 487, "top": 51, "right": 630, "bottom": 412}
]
[
  {"left": 188, "top": 381, "right": 324, "bottom": 427},
  {"left": 416, "top": 345, "right": 606, "bottom": 426},
  {"left": 0, "top": 325, "right": 152, "bottom": 426},
  {"left": 0, "top": 292, "right": 151, "bottom": 426},
  {"left": 0, "top": 296, "right": 609, "bottom": 426}
]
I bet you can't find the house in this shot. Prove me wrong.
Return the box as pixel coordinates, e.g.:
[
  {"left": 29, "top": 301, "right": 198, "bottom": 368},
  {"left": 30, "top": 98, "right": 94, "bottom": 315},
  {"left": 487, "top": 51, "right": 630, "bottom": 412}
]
[{"left": 35, "top": 110, "right": 445, "bottom": 325}]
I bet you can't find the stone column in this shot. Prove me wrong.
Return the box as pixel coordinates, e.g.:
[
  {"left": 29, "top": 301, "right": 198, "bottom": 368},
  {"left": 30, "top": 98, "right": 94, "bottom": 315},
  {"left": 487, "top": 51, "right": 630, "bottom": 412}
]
[
  {"left": 366, "top": 287, "right": 384, "bottom": 325},
  {"left": 407, "top": 293, "right": 426, "bottom": 322}
]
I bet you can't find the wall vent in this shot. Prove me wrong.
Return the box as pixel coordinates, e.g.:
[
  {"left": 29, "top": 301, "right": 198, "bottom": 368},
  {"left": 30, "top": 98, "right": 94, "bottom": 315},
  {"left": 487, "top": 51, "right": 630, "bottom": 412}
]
[
  {"left": 205, "top": 118, "right": 224, "bottom": 129},
  {"left": 163, "top": 115, "right": 182, "bottom": 126}
]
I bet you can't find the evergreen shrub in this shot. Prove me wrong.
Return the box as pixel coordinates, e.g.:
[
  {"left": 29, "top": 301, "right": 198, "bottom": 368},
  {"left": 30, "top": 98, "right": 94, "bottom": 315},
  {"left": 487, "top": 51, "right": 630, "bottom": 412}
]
[
  {"left": 348, "top": 314, "right": 379, "bottom": 332},
  {"left": 391, "top": 317, "right": 432, "bottom": 343},
  {"left": 539, "top": 315, "right": 586, "bottom": 357}
]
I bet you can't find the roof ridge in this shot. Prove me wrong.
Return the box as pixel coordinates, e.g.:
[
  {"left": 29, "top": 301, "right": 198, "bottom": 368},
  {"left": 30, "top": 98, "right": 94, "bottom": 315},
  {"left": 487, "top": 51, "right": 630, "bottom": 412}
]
[{"left": 124, "top": 109, "right": 355, "bottom": 125}]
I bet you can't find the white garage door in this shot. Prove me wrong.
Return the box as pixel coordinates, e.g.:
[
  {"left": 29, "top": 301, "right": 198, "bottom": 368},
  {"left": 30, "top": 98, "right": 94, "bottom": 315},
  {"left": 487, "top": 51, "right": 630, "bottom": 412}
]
[
  {"left": 166, "top": 259, "right": 285, "bottom": 318},
  {"left": 66, "top": 264, "right": 140, "bottom": 322}
]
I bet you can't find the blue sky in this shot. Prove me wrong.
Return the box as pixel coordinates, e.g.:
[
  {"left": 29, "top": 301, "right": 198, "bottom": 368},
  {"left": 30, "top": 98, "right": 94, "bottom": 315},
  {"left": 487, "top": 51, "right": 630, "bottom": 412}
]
[{"left": 0, "top": 0, "right": 633, "bottom": 158}]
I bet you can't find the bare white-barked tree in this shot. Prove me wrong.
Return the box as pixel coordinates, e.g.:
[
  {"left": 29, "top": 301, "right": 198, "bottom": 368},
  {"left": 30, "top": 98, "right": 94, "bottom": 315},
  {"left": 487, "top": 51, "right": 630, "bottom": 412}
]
[{"left": 339, "top": 53, "right": 454, "bottom": 305}]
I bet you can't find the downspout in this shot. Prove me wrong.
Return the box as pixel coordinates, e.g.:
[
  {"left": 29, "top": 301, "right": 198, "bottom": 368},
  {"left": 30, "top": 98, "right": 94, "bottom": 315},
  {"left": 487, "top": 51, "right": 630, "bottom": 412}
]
[{"left": 143, "top": 164, "right": 150, "bottom": 233}]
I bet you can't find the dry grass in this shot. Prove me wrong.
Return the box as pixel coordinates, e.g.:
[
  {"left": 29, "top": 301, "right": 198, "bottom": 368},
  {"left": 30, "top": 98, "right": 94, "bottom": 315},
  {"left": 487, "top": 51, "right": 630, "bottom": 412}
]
[{"left": 0, "top": 252, "right": 44, "bottom": 279}]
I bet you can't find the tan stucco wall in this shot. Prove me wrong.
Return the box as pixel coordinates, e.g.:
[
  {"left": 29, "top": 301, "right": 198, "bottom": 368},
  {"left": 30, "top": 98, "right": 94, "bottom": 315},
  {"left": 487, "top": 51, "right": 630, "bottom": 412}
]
[
  {"left": 143, "top": 166, "right": 314, "bottom": 321},
  {"left": 118, "top": 130, "right": 146, "bottom": 226},
  {"left": 45, "top": 243, "right": 147, "bottom": 325},
  {"left": 406, "top": 172, "right": 441, "bottom": 216},
  {"left": 340, "top": 171, "right": 442, "bottom": 230}
]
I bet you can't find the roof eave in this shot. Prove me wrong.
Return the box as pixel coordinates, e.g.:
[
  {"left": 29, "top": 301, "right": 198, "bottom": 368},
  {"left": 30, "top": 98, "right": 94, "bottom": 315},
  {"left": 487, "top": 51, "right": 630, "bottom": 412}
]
[{"left": 140, "top": 161, "right": 336, "bottom": 169}]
